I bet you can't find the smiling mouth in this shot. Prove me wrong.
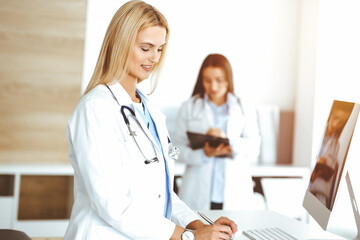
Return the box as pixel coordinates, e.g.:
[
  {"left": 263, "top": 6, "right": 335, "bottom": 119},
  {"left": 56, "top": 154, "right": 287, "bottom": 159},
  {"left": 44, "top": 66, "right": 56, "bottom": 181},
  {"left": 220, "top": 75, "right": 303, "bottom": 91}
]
[{"left": 142, "top": 65, "right": 153, "bottom": 71}]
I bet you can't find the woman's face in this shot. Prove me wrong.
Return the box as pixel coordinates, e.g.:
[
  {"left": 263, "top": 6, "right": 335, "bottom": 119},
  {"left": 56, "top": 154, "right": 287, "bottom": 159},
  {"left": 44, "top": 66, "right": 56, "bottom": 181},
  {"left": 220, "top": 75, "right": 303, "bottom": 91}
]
[
  {"left": 127, "top": 26, "right": 167, "bottom": 82},
  {"left": 202, "top": 66, "right": 228, "bottom": 104}
]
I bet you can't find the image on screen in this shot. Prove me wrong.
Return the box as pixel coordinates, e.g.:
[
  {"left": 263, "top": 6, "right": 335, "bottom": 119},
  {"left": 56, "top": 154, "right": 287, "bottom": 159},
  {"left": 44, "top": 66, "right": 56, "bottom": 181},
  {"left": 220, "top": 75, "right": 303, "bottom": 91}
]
[{"left": 308, "top": 101, "right": 357, "bottom": 210}]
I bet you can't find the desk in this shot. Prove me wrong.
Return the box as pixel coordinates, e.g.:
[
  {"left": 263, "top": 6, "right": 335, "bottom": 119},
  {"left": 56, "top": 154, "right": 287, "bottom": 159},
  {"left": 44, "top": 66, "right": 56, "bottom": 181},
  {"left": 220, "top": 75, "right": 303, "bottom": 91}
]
[
  {"left": 250, "top": 165, "right": 309, "bottom": 199},
  {"left": 174, "top": 162, "right": 309, "bottom": 197},
  {"left": 0, "top": 163, "right": 73, "bottom": 237},
  {"left": 1, "top": 163, "right": 309, "bottom": 237},
  {"left": 175, "top": 162, "right": 309, "bottom": 180},
  {"left": 201, "top": 210, "right": 344, "bottom": 239},
  {"left": 174, "top": 163, "right": 310, "bottom": 221}
]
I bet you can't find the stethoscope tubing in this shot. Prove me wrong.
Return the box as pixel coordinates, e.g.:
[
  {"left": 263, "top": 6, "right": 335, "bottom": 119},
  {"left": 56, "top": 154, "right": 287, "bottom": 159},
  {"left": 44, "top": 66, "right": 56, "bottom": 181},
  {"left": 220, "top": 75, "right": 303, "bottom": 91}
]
[
  {"left": 105, "top": 85, "right": 178, "bottom": 164},
  {"left": 121, "top": 105, "right": 159, "bottom": 164}
]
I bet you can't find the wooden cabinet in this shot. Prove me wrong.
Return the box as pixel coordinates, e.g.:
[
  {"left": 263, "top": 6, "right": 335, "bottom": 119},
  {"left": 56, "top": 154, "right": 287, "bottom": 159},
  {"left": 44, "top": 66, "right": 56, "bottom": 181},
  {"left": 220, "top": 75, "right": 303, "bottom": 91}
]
[
  {"left": 0, "top": 174, "right": 15, "bottom": 227},
  {"left": 0, "top": 164, "right": 73, "bottom": 237},
  {"left": 18, "top": 175, "right": 73, "bottom": 220}
]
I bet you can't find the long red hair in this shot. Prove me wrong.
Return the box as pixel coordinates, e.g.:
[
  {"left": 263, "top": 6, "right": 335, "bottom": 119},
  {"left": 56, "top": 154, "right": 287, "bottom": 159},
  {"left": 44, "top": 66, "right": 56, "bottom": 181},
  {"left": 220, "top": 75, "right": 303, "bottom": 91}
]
[{"left": 191, "top": 54, "right": 234, "bottom": 98}]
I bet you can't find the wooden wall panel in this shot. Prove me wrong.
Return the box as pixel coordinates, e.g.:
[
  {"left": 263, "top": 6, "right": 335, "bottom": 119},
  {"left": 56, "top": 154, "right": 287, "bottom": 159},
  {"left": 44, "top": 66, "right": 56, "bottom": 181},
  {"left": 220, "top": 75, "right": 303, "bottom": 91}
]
[
  {"left": 277, "top": 111, "right": 295, "bottom": 164},
  {"left": 0, "top": 0, "right": 86, "bottom": 163}
]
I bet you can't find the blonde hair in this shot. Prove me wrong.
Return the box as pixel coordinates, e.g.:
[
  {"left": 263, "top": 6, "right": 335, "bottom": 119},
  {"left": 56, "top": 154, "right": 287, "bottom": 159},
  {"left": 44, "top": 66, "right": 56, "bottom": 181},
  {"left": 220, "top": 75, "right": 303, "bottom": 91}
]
[{"left": 84, "top": 0, "right": 169, "bottom": 95}]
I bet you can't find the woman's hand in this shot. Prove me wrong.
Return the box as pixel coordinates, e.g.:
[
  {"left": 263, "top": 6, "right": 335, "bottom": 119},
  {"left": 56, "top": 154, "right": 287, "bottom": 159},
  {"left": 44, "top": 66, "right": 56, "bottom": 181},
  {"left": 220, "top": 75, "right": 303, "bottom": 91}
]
[
  {"left": 214, "top": 216, "right": 238, "bottom": 235},
  {"left": 174, "top": 217, "right": 237, "bottom": 240},
  {"left": 193, "top": 224, "right": 234, "bottom": 240},
  {"left": 206, "top": 127, "right": 226, "bottom": 138},
  {"left": 203, "top": 128, "right": 232, "bottom": 157},
  {"left": 203, "top": 143, "right": 232, "bottom": 157},
  {"left": 192, "top": 216, "right": 237, "bottom": 240}
]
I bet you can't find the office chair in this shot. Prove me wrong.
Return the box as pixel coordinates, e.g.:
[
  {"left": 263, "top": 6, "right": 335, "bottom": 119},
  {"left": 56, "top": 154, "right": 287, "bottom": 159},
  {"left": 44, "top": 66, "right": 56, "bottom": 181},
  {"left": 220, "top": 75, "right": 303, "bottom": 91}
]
[{"left": 0, "top": 229, "right": 31, "bottom": 240}]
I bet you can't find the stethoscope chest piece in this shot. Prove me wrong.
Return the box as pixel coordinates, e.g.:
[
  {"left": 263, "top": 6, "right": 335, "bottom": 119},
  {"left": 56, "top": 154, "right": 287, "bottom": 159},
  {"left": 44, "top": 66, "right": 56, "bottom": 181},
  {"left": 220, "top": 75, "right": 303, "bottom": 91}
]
[
  {"left": 145, "top": 157, "right": 159, "bottom": 164},
  {"left": 168, "top": 142, "right": 180, "bottom": 160}
]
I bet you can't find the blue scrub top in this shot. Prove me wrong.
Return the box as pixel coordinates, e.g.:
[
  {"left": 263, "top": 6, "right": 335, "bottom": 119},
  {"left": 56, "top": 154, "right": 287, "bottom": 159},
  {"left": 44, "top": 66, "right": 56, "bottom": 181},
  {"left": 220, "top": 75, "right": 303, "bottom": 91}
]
[
  {"left": 133, "top": 91, "right": 172, "bottom": 219},
  {"left": 203, "top": 94, "right": 230, "bottom": 204}
]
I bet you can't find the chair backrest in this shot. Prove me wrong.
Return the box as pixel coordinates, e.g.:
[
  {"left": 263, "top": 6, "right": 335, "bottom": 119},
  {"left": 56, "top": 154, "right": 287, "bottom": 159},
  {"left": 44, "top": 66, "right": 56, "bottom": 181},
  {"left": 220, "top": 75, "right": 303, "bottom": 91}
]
[
  {"left": 0, "top": 229, "right": 31, "bottom": 240},
  {"left": 256, "top": 105, "right": 295, "bottom": 165},
  {"left": 256, "top": 105, "right": 280, "bottom": 164}
]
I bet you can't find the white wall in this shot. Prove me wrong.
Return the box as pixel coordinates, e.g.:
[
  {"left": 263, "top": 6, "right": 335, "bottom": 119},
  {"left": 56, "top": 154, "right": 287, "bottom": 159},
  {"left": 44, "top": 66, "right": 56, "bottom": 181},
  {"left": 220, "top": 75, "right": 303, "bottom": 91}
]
[
  {"left": 292, "top": 0, "right": 319, "bottom": 167},
  {"left": 82, "top": 0, "right": 359, "bottom": 168},
  {"left": 82, "top": 0, "right": 301, "bottom": 109},
  {"left": 312, "top": 0, "right": 360, "bottom": 163},
  {"left": 149, "top": 0, "right": 301, "bottom": 111},
  {"left": 307, "top": 0, "right": 360, "bottom": 236},
  {"left": 82, "top": 0, "right": 302, "bottom": 143}
]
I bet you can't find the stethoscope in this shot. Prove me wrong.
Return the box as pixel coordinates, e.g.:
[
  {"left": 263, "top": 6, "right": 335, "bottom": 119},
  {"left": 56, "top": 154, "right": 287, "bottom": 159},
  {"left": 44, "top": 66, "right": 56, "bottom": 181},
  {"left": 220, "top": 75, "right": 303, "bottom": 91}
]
[
  {"left": 106, "top": 85, "right": 180, "bottom": 164},
  {"left": 120, "top": 105, "right": 160, "bottom": 164}
]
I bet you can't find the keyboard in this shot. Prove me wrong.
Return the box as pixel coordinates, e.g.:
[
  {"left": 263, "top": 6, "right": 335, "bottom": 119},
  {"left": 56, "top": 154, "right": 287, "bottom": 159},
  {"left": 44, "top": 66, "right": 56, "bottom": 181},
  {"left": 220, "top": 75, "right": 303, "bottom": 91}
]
[{"left": 242, "top": 227, "right": 298, "bottom": 240}]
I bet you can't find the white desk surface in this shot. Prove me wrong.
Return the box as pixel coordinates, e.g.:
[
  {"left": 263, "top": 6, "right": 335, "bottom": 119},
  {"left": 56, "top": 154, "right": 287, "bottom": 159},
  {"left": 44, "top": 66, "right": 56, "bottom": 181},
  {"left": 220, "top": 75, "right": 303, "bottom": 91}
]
[
  {"left": 201, "top": 210, "right": 344, "bottom": 240},
  {"left": 0, "top": 162, "right": 309, "bottom": 178},
  {"left": 249, "top": 165, "right": 309, "bottom": 178},
  {"left": 0, "top": 163, "right": 73, "bottom": 175},
  {"left": 175, "top": 162, "right": 310, "bottom": 178}
]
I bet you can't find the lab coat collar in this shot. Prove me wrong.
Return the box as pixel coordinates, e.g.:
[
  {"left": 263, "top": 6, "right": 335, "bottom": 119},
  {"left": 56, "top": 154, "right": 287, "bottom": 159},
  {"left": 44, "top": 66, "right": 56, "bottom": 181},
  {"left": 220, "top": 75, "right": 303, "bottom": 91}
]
[
  {"left": 191, "top": 92, "right": 242, "bottom": 124},
  {"left": 227, "top": 92, "right": 240, "bottom": 105},
  {"left": 106, "top": 82, "right": 150, "bottom": 106},
  {"left": 106, "top": 82, "right": 133, "bottom": 106},
  {"left": 202, "top": 92, "right": 239, "bottom": 106}
]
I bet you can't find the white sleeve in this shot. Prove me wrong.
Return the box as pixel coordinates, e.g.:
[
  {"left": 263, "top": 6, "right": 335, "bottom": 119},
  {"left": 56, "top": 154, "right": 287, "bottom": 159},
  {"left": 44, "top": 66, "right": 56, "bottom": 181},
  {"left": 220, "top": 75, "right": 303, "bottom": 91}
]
[
  {"left": 68, "top": 99, "right": 175, "bottom": 240},
  {"left": 170, "top": 191, "right": 201, "bottom": 227},
  {"left": 173, "top": 101, "right": 205, "bottom": 165}
]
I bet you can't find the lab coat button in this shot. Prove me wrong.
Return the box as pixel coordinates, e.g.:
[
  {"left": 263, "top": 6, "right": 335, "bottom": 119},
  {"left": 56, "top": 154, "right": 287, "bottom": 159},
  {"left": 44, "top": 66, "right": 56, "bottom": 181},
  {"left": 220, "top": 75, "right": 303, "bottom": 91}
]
[{"left": 158, "top": 194, "right": 161, "bottom": 198}]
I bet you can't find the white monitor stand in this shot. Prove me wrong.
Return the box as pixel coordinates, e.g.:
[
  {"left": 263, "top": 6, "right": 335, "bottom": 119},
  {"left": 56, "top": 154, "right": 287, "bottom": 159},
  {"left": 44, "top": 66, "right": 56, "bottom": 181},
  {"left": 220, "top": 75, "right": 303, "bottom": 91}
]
[{"left": 346, "top": 171, "right": 360, "bottom": 240}]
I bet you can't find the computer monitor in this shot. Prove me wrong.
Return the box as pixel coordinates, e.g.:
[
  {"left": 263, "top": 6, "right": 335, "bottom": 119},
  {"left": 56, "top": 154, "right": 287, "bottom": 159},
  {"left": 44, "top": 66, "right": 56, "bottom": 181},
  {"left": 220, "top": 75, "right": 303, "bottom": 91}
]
[{"left": 303, "top": 100, "right": 360, "bottom": 237}]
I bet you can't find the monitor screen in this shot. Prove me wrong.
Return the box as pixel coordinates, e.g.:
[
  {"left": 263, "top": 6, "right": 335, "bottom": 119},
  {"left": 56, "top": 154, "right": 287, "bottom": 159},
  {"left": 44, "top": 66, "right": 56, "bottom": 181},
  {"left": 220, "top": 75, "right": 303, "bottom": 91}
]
[{"left": 303, "top": 100, "right": 360, "bottom": 230}]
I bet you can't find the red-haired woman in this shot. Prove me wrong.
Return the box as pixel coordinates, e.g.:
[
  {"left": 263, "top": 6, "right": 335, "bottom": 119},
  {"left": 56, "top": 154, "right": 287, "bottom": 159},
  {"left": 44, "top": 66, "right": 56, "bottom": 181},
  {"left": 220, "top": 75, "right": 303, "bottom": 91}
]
[{"left": 174, "top": 54, "right": 261, "bottom": 211}]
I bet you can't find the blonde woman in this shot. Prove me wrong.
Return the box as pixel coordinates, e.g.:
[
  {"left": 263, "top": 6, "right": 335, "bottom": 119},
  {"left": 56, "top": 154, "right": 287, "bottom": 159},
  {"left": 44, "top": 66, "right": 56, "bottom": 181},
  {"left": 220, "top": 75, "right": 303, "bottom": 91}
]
[{"left": 65, "top": 1, "right": 237, "bottom": 240}]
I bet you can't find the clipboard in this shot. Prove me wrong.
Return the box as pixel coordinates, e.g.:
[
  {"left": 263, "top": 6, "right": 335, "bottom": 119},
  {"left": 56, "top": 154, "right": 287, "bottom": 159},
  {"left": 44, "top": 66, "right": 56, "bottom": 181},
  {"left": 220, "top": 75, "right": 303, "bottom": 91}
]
[
  {"left": 186, "top": 131, "right": 229, "bottom": 149},
  {"left": 186, "top": 131, "right": 233, "bottom": 159}
]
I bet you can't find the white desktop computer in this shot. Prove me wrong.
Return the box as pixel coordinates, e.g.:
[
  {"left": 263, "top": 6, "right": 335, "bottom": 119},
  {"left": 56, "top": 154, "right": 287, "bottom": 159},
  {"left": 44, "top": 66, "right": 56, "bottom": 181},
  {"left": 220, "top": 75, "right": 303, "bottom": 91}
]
[
  {"left": 303, "top": 100, "right": 360, "bottom": 239},
  {"left": 210, "top": 100, "right": 360, "bottom": 240}
]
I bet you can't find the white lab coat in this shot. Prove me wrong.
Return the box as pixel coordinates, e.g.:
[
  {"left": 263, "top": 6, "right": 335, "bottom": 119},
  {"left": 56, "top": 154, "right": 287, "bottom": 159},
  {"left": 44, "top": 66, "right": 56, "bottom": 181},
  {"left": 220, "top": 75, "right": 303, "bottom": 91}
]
[
  {"left": 174, "top": 93, "right": 261, "bottom": 211},
  {"left": 65, "top": 83, "right": 199, "bottom": 240}
]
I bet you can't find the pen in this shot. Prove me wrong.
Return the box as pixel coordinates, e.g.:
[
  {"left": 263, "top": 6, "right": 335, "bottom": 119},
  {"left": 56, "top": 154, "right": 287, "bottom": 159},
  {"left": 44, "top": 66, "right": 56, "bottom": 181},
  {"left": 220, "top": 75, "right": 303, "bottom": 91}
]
[{"left": 197, "top": 211, "right": 234, "bottom": 240}]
